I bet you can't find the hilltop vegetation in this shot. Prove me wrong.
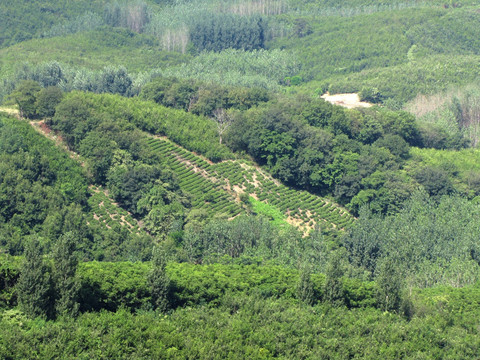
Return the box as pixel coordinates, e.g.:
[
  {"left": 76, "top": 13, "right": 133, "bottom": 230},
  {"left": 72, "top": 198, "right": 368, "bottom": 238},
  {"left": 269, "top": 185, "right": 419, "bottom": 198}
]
[
  {"left": 3, "top": 0, "right": 480, "bottom": 358},
  {"left": 0, "top": 0, "right": 105, "bottom": 48},
  {"left": 3, "top": 0, "right": 480, "bottom": 106}
]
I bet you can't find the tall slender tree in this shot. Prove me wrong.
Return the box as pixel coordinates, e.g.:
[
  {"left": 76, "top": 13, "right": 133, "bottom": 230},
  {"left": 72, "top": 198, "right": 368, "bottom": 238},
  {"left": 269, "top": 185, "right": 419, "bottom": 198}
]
[
  {"left": 212, "top": 108, "right": 232, "bottom": 145},
  {"left": 324, "top": 251, "right": 345, "bottom": 306},
  {"left": 376, "top": 258, "right": 403, "bottom": 312},
  {"left": 297, "top": 264, "right": 314, "bottom": 306},
  {"left": 16, "top": 238, "right": 52, "bottom": 318},
  {"left": 149, "top": 245, "right": 170, "bottom": 312},
  {"left": 52, "top": 232, "right": 80, "bottom": 317}
]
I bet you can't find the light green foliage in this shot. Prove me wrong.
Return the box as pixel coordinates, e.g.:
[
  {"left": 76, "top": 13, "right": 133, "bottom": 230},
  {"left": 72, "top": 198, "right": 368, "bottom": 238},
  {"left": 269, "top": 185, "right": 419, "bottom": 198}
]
[
  {"left": 325, "top": 54, "right": 480, "bottom": 105},
  {"left": 2, "top": 0, "right": 480, "bottom": 108},
  {"left": 3, "top": 2, "right": 480, "bottom": 356},
  {"left": 103, "top": 1, "right": 151, "bottom": 33},
  {"left": 78, "top": 261, "right": 151, "bottom": 311},
  {"left": 274, "top": 7, "right": 423, "bottom": 82},
  {"left": 60, "top": 92, "right": 234, "bottom": 161},
  {"left": 3, "top": 259, "right": 374, "bottom": 311},
  {"left": 250, "top": 198, "right": 288, "bottom": 228},
  {"left": 0, "top": 297, "right": 479, "bottom": 359},
  {"left": 405, "top": 8, "right": 480, "bottom": 55},
  {"left": 140, "top": 76, "right": 270, "bottom": 116},
  {"left": 86, "top": 186, "right": 146, "bottom": 238},
  {"left": 49, "top": 91, "right": 350, "bottom": 231},
  {"left": 42, "top": 11, "right": 105, "bottom": 38},
  {"left": 409, "top": 147, "right": 480, "bottom": 196},
  {"left": 182, "top": 216, "right": 314, "bottom": 266},
  {"left": 148, "top": 49, "right": 300, "bottom": 90},
  {"left": 410, "top": 84, "right": 480, "bottom": 148},
  {"left": 344, "top": 192, "right": 480, "bottom": 287},
  {"left": 3, "top": 260, "right": 480, "bottom": 358},
  {"left": 278, "top": 4, "right": 480, "bottom": 105},
  {"left": 3, "top": 254, "right": 480, "bottom": 358},
  {"left": 0, "top": 0, "right": 106, "bottom": 48},
  {"left": 0, "top": 28, "right": 188, "bottom": 79},
  {"left": 146, "top": 136, "right": 352, "bottom": 231}
]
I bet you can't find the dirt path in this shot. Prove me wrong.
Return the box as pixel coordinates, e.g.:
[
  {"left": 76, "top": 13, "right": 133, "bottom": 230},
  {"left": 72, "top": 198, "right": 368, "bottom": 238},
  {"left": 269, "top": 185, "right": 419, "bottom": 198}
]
[
  {"left": 29, "top": 120, "right": 86, "bottom": 166},
  {"left": 321, "top": 93, "right": 372, "bottom": 109}
]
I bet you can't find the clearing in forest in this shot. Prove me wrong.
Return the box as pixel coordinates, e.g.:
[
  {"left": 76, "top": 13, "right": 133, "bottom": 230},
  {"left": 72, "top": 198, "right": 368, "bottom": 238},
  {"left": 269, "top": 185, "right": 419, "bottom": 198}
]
[{"left": 321, "top": 93, "right": 372, "bottom": 109}]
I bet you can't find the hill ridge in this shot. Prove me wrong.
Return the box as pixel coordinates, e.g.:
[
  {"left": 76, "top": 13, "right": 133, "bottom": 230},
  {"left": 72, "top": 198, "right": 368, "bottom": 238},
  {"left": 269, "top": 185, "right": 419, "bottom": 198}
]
[{"left": 5, "top": 107, "right": 354, "bottom": 234}]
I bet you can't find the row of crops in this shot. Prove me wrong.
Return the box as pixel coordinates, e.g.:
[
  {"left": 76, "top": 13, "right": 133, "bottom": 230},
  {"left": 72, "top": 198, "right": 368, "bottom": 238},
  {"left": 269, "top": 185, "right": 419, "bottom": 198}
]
[
  {"left": 147, "top": 137, "right": 355, "bottom": 231},
  {"left": 148, "top": 138, "right": 245, "bottom": 218},
  {"left": 87, "top": 187, "right": 144, "bottom": 234}
]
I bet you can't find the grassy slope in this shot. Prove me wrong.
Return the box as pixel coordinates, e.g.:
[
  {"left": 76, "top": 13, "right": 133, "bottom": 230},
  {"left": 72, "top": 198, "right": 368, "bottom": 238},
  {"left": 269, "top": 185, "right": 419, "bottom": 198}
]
[
  {"left": 2, "top": 0, "right": 480, "bottom": 231},
  {"left": 75, "top": 92, "right": 353, "bottom": 231},
  {"left": 0, "top": 0, "right": 165, "bottom": 49},
  {"left": 0, "top": 0, "right": 105, "bottom": 48},
  {"left": 273, "top": 4, "right": 480, "bottom": 103},
  {"left": 0, "top": 28, "right": 189, "bottom": 77},
  {"left": 1, "top": 1, "right": 479, "bottom": 104},
  {"left": 319, "top": 54, "right": 480, "bottom": 103}
]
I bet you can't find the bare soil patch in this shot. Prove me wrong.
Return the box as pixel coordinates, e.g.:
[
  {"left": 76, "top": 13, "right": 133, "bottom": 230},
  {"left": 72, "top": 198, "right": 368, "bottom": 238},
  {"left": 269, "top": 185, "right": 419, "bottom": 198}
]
[{"left": 321, "top": 93, "right": 372, "bottom": 109}]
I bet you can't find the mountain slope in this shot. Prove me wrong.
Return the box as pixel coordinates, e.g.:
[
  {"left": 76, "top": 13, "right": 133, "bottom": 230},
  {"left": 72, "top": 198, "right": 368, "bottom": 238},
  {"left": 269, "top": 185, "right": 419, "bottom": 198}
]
[{"left": 146, "top": 136, "right": 353, "bottom": 233}]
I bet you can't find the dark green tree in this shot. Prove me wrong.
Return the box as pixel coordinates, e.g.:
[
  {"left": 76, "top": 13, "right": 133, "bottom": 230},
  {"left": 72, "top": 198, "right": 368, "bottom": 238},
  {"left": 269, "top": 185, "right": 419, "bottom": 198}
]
[
  {"left": 79, "top": 132, "right": 117, "bottom": 184},
  {"left": 98, "top": 66, "right": 133, "bottom": 96},
  {"left": 414, "top": 166, "right": 454, "bottom": 197},
  {"left": 16, "top": 238, "right": 52, "bottom": 318},
  {"left": 190, "top": 14, "right": 265, "bottom": 52},
  {"left": 139, "top": 77, "right": 175, "bottom": 104},
  {"left": 9, "top": 80, "right": 41, "bottom": 119},
  {"left": 323, "top": 251, "right": 345, "bottom": 306},
  {"left": 51, "top": 93, "right": 96, "bottom": 149},
  {"left": 375, "top": 258, "right": 403, "bottom": 312},
  {"left": 149, "top": 245, "right": 170, "bottom": 312},
  {"left": 297, "top": 264, "right": 314, "bottom": 306},
  {"left": 359, "top": 86, "right": 382, "bottom": 103},
  {"left": 34, "top": 86, "right": 64, "bottom": 118},
  {"left": 52, "top": 231, "right": 80, "bottom": 317}
]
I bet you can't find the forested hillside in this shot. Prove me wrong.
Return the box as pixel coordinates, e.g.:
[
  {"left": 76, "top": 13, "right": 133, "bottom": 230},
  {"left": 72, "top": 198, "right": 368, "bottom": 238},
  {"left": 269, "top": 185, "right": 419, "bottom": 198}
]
[{"left": 2, "top": 0, "right": 480, "bottom": 358}]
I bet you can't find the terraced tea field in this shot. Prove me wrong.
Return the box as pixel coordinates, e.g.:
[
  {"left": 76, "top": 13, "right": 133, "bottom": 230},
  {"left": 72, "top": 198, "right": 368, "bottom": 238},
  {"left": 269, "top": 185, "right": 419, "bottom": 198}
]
[
  {"left": 87, "top": 186, "right": 145, "bottom": 235},
  {"left": 147, "top": 137, "right": 354, "bottom": 233}
]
